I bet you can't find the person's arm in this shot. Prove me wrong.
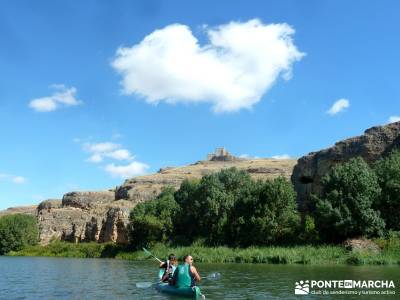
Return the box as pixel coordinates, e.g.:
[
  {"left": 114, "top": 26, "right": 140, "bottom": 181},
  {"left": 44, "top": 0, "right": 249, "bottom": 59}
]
[
  {"left": 160, "top": 262, "right": 166, "bottom": 268},
  {"left": 190, "top": 266, "right": 201, "bottom": 282}
]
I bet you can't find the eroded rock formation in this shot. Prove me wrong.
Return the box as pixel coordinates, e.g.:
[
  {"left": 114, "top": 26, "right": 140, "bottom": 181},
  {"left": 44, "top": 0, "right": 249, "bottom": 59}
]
[
  {"left": 37, "top": 192, "right": 134, "bottom": 245},
  {"left": 292, "top": 121, "right": 400, "bottom": 211}
]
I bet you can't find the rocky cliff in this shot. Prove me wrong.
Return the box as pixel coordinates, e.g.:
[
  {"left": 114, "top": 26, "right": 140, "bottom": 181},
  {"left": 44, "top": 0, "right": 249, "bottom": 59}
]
[
  {"left": 292, "top": 121, "right": 400, "bottom": 212},
  {"left": 36, "top": 192, "right": 134, "bottom": 245},
  {"left": 1, "top": 156, "right": 296, "bottom": 245}
]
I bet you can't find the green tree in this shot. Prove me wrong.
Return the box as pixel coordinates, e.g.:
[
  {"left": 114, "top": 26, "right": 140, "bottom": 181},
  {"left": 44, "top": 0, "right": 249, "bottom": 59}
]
[
  {"left": 228, "top": 177, "right": 300, "bottom": 247},
  {"left": 312, "top": 157, "right": 385, "bottom": 242},
  {"left": 0, "top": 214, "right": 38, "bottom": 255},
  {"left": 174, "top": 168, "right": 253, "bottom": 245},
  {"left": 374, "top": 150, "right": 400, "bottom": 230},
  {"left": 129, "top": 187, "right": 179, "bottom": 248},
  {"left": 173, "top": 179, "right": 200, "bottom": 243}
]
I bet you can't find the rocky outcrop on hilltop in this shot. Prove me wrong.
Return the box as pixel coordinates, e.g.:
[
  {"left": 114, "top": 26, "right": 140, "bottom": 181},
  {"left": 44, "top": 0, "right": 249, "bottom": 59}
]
[
  {"left": 37, "top": 192, "right": 134, "bottom": 245},
  {"left": 292, "top": 121, "right": 400, "bottom": 211},
  {"left": 116, "top": 158, "right": 296, "bottom": 202}
]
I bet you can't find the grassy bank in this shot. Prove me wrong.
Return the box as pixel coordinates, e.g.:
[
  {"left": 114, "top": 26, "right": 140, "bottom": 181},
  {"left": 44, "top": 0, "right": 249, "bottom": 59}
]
[{"left": 7, "top": 239, "right": 400, "bottom": 265}]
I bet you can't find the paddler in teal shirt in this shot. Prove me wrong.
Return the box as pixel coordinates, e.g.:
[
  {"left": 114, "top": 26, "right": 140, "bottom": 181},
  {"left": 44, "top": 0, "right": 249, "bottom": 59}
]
[{"left": 173, "top": 254, "right": 201, "bottom": 288}]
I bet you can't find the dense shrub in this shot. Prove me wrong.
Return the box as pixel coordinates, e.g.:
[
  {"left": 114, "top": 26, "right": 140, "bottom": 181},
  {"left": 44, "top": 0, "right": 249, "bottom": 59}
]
[
  {"left": 0, "top": 214, "right": 38, "bottom": 255},
  {"left": 312, "top": 158, "right": 385, "bottom": 242},
  {"left": 130, "top": 168, "right": 299, "bottom": 247},
  {"left": 374, "top": 150, "right": 400, "bottom": 230},
  {"left": 228, "top": 177, "right": 300, "bottom": 246},
  {"left": 129, "top": 187, "right": 179, "bottom": 248},
  {"left": 174, "top": 168, "right": 252, "bottom": 245}
]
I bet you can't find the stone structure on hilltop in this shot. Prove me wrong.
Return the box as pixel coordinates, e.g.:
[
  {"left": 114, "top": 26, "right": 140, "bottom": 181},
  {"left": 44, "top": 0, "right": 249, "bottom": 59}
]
[
  {"left": 292, "top": 121, "right": 400, "bottom": 212},
  {"left": 206, "top": 147, "right": 243, "bottom": 161}
]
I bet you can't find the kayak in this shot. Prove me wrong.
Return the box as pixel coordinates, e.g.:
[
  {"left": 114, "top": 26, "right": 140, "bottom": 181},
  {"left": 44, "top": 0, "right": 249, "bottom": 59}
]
[
  {"left": 156, "top": 270, "right": 204, "bottom": 299},
  {"left": 156, "top": 282, "right": 203, "bottom": 299}
]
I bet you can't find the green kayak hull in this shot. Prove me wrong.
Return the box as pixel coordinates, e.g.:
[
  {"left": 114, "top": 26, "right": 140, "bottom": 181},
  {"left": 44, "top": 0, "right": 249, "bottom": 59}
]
[{"left": 156, "top": 283, "right": 202, "bottom": 299}]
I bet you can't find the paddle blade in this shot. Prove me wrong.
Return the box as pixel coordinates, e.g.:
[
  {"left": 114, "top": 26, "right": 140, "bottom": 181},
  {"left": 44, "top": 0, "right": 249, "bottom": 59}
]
[
  {"left": 206, "top": 272, "right": 221, "bottom": 281},
  {"left": 136, "top": 282, "right": 153, "bottom": 288},
  {"left": 142, "top": 248, "right": 151, "bottom": 257}
]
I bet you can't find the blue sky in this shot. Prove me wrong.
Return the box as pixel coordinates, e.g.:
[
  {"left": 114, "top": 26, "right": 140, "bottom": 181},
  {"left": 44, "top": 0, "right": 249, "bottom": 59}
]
[{"left": 1, "top": 0, "right": 399, "bottom": 209}]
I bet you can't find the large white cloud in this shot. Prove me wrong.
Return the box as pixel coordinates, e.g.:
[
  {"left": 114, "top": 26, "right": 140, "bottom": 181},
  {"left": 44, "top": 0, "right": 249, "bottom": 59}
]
[
  {"left": 112, "top": 19, "right": 304, "bottom": 112},
  {"left": 105, "top": 162, "right": 149, "bottom": 179},
  {"left": 29, "top": 84, "right": 82, "bottom": 112},
  {"left": 327, "top": 98, "right": 350, "bottom": 115}
]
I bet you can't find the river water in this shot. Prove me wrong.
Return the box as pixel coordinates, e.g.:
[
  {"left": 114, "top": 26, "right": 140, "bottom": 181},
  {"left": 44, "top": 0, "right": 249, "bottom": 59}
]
[{"left": 0, "top": 257, "right": 398, "bottom": 299}]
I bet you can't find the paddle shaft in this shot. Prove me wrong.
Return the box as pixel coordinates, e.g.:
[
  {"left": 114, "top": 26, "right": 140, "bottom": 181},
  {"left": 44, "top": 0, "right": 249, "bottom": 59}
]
[{"left": 143, "top": 248, "right": 163, "bottom": 263}]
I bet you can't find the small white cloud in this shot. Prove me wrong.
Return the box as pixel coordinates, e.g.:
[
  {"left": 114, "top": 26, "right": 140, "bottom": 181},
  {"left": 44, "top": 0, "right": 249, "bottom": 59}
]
[
  {"left": 83, "top": 142, "right": 133, "bottom": 163},
  {"left": 105, "top": 161, "right": 149, "bottom": 179},
  {"left": 0, "top": 173, "right": 27, "bottom": 184},
  {"left": 327, "top": 98, "right": 349, "bottom": 115},
  {"left": 388, "top": 116, "right": 400, "bottom": 123},
  {"left": 12, "top": 176, "right": 26, "bottom": 184},
  {"left": 239, "top": 154, "right": 260, "bottom": 159},
  {"left": 112, "top": 133, "right": 123, "bottom": 139},
  {"left": 112, "top": 19, "right": 304, "bottom": 113},
  {"left": 105, "top": 149, "right": 133, "bottom": 161},
  {"left": 78, "top": 139, "right": 148, "bottom": 178},
  {"left": 271, "top": 154, "right": 291, "bottom": 159},
  {"left": 84, "top": 142, "right": 120, "bottom": 154},
  {"left": 29, "top": 85, "right": 82, "bottom": 112},
  {"left": 87, "top": 153, "right": 103, "bottom": 163}
]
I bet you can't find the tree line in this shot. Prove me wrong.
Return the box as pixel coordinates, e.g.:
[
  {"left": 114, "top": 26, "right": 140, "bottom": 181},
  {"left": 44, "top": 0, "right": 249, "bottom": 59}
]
[{"left": 130, "top": 150, "right": 400, "bottom": 248}]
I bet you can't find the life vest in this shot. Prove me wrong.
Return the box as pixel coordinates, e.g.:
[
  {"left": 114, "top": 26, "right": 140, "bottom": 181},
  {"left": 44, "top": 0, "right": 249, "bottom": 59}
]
[
  {"left": 175, "top": 263, "right": 193, "bottom": 288},
  {"left": 161, "top": 260, "right": 176, "bottom": 282}
]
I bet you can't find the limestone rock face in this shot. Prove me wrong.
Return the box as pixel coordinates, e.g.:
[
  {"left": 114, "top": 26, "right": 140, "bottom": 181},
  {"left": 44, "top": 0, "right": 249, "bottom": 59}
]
[
  {"left": 37, "top": 193, "right": 134, "bottom": 245},
  {"left": 292, "top": 121, "right": 400, "bottom": 211},
  {"left": 62, "top": 191, "right": 115, "bottom": 209}
]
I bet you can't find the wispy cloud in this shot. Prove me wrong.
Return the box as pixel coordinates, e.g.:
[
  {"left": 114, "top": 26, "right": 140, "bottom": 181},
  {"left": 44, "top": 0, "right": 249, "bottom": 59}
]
[
  {"left": 105, "top": 161, "right": 149, "bottom": 179},
  {"left": 29, "top": 84, "right": 82, "bottom": 112},
  {"left": 388, "top": 116, "right": 400, "bottom": 123},
  {"left": 78, "top": 139, "right": 149, "bottom": 179},
  {"left": 271, "top": 154, "right": 291, "bottom": 159},
  {"left": 327, "top": 98, "right": 349, "bottom": 115},
  {"left": 83, "top": 142, "right": 134, "bottom": 163},
  {"left": 239, "top": 154, "right": 260, "bottom": 159},
  {"left": 112, "top": 19, "right": 304, "bottom": 113},
  {"left": 0, "top": 173, "right": 27, "bottom": 184}
]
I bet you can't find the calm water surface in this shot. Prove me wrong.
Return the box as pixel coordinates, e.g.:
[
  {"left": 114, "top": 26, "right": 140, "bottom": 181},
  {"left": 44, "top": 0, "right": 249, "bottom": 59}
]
[{"left": 0, "top": 257, "right": 398, "bottom": 299}]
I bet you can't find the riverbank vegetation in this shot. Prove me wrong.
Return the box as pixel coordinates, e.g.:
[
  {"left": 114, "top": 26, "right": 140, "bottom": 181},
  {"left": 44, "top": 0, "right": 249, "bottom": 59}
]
[
  {"left": 9, "top": 239, "right": 400, "bottom": 265},
  {"left": 3, "top": 151, "right": 400, "bottom": 265},
  {"left": 0, "top": 214, "right": 38, "bottom": 255}
]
